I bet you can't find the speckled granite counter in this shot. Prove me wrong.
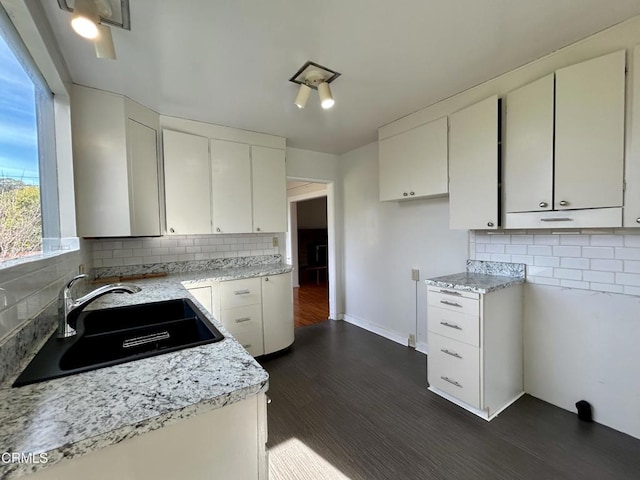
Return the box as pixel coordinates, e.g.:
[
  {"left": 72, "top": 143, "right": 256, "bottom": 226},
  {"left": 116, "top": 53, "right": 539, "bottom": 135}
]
[
  {"left": 0, "top": 263, "right": 291, "bottom": 479},
  {"left": 425, "top": 260, "right": 526, "bottom": 294}
]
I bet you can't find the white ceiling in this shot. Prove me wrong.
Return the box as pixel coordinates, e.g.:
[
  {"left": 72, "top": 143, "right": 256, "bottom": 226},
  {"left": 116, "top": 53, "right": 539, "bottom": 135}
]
[{"left": 41, "top": 0, "right": 640, "bottom": 154}]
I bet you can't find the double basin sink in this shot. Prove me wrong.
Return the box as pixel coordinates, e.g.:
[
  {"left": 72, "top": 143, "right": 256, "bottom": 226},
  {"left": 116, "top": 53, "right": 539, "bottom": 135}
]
[{"left": 13, "top": 298, "right": 224, "bottom": 387}]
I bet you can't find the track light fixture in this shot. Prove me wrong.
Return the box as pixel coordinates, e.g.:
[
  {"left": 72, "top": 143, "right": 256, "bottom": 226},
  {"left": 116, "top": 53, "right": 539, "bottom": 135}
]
[
  {"left": 289, "top": 61, "right": 341, "bottom": 110},
  {"left": 60, "top": 0, "right": 130, "bottom": 59}
]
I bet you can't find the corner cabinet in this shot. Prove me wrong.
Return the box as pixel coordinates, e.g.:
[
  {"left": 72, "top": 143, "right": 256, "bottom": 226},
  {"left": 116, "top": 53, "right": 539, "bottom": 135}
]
[
  {"left": 378, "top": 116, "right": 448, "bottom": 201},
  {"left": 186, "top": 272, "right": 294, "bottom": 357},
  {"left": 504, "top": 50, "right": 625, "bottom": 228},
  {"left": 71, "top": 85, "right": 161, "bottom": 237},
  {"left": 448, "top": 95, "right": 500, "bottom": 230},
  {"left": 427, "top": 285, "right": 523, "bottom": 420}
]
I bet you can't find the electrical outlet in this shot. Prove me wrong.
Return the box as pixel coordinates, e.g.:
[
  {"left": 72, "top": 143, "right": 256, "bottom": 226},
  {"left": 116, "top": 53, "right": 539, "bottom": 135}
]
[
  {"left": 408, "top": 334, "right": 416, "bottom": 348},
  {"left": 411, "top": 268, "right": 420, "bottom": 281},
  {"left": 272, "top": 237, "right": 279, "bottom": 247}
]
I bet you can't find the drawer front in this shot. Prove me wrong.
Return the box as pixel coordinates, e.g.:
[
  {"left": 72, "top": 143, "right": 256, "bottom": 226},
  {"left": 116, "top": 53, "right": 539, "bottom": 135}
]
[
  {"left": 220, "top": 278, "right": 262, "bottom": 309},
  {"left": 232, "top": 329, "right": 264, "bottom": 357},
  {"left": 427, "top": 306, "right": 480, "bottom": 347},
  {"left": 428, "top": 290, "right": 479, "bottom": 316},
  {"left": 428, "top": 333, "right": 480, "bottom": 408},
  {"left": 427, "top": 286, "right": 479, "bottom": 301},
  {"left": 221, "top": 304, "right": 263, "bottom": 336}
]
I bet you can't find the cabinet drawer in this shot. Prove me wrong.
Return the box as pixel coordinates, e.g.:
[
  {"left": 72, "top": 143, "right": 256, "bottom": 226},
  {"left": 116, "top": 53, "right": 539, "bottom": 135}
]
[
  {"left": 427, "top": 306, "right": 479, "bottom": 346},
  {"left": 427, "top": 286, "right": 479, "bottom": 300},
  {"left": 220, "top": 278, "right": 262, "bottom": 309},
  {"left": 428, "top": 290, "right": 479, "bottom": 316},
  {"left": 232, "top": 329, "right": 264, "bottom": 357},
  {"left": 428, "top": 333, "right": 480, "bottom": 408},
  {"left": 221, "top": 304, "right": 263, "bottom": 336}
]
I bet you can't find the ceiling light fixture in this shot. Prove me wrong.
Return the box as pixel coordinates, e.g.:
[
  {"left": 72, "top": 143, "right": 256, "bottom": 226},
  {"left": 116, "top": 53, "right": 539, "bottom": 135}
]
[
  {"left": 289, "top": 61, "right": 341, "bottom": 110},
  {"left": 59, "top": 0, "right": 130, "bottom": 59}
]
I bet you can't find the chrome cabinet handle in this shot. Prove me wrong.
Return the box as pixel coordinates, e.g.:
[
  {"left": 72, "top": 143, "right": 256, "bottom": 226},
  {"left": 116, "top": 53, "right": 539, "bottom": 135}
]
[
  {"left": 264, "top": 277, "right": 269, "bottom": 282},
  {"left": 410, "top": 191, "right": 415, "bottom": 196},
  {"left": 403, "top": 192, "right": 408, "bottom": 197},
  {"left": 235, "top": 317, "right": 251, "bottom": 323},
  {"left": 559, "top": 200, "right": 569, "bottom": 206},
  {"left": 539, "top": 202, "right": 548, "bottom": 208},
  {"left": 441, "top": 348, "right": 462, "bottom": 359},
  {"left": 242, "top": 344, "right": 252, "bottom": 348},
  {"left": 439, "top": 289, "right": 461, "bottom": 296},
  {"left": 256, "top": 227, "right": 261, "bottom": 232},
  {"left": 234, "top": 289, "right": 251, "bottom": 295},
  {"left": 440, "top": 300, "right": 462, "bottom": 307},
  {"left": 540, "top": 218, "right": 572, "bottom": 222},
  {"left": 487, "top": 221, "right": 494, "bottom": 227},
  {"left": 216, "top": 227, "right": 221, "bottom": 232},
  {"left": 636, "top": 218, "right": 640, "bottom": 224},
  {"left": 169, "top": 228, "right": 175, "bottom": 233},
  {"left": 440, "top": 321, "right": 462, "bottom": 330},
  {"left": 441, "top": 376, "right": 462, "bottom": 388}
]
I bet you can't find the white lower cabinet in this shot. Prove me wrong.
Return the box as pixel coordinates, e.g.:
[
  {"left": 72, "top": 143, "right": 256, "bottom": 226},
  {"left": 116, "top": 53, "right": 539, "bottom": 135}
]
[
  {"left": 186, "top": 272, "right": 294, "bottom": 357},
  {"left": 427, "top": 284, "right": 523, "bottom": 420},
  {"left": 26, "top": 393, "right": 268, "bottom": 480}
]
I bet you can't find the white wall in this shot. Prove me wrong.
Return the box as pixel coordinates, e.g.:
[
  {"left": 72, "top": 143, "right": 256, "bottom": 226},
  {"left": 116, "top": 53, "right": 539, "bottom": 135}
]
[{"left": 339, "top": 142, "right": 468, "bottom": 350}]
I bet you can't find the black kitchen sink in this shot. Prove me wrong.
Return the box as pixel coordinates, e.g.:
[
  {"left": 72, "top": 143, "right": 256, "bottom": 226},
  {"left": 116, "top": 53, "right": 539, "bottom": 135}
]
[{"left": 13, "top": 298, "right": 224, "bottom": 387}]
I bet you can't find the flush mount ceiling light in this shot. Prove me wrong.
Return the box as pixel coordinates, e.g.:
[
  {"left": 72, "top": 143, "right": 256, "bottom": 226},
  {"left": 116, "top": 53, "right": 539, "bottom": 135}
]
[
  {"left": 289, "top": 61, "right": 341, "bottom": 110},
  {"left": 58, "top": 0, "right": 131, "bottom": 59}
]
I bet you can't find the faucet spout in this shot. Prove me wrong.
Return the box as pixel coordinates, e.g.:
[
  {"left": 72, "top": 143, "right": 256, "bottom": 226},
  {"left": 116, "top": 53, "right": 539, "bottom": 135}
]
[{"left": 58, "top": 275, "right": 141, "bottom": 338}]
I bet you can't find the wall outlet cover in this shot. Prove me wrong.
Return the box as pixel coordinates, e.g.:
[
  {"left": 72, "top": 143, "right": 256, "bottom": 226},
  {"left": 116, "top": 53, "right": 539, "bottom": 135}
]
[
  {"left": 411, "top": 268, "right": 420, "bottom": 281},
  {"left": 272, "top": 237, "right": 279, "bottom": 247}
]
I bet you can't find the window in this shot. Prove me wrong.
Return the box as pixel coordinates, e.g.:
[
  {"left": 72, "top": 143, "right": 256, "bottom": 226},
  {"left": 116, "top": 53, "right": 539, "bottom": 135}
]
[{"left": 0, "top": 7, "right": 59, "bottom": 263}]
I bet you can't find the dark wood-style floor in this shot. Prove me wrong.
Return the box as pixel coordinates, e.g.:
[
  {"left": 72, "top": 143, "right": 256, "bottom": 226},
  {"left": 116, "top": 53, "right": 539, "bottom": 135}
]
[
  {"left": 293, "top": 284, "right": 329, "bottom": 327},
  {"left": 260, "top": 321, "right": 640, "bottom": 480}
]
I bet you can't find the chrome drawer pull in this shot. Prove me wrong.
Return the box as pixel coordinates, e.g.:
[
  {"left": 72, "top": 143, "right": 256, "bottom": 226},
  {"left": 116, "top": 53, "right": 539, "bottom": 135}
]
[
  {"left": 234, "top": 289, "right": 251, "bottom": 295},
  {"left": 440, "top": 321, "right": 462, "bottom": 330},
  {"left": 441, "top": 348, "right": 462, "bottom": 359},
  {"left": 540, "top": 218, "right": 572, "bottom": 222},
  {"left": 235, "top": 317, "right": 251, "bottom": 323},
  {"left": 440, "top": 289, "right": 462, "bottom": 296},
  {"left": 441, "top": 376, "right": 462, "bottom": 388},
  {"left": 440, "top": 300, "right": 462, "bottom": 307}
]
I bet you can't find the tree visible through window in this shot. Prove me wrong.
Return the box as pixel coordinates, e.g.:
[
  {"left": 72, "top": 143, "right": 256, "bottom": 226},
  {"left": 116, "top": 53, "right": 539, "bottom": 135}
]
[{"left": 0, "top": 30, "right": 42, "bottom": 260}]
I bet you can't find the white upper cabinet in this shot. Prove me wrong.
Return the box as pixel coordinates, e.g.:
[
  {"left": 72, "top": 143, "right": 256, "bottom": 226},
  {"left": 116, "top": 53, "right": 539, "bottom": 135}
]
[
  {"left": 378, "top": 117, "right": 448, "bottom": 201},
  {"left": 211, "top": 139, "right": 252, "bottom": 234},
  {"left": 627, "top": 45, "right": 640, "bottom": 227},
  {"left": 251, "top": 146, "right": 287, "bottom": 233},
  {"left": 163, "top": 130, "right": 212, "bottom": 235},
  {"left": 504, "top": 74, "right": 554, "bottom": 214},
  {"left": 449, "top": 95, "right": 499, "bottom": 230},
  {"left": 71, "top": 85, "right": 161, "bottom": 237},
  {"left": 555, "top": 50, "right": 625, "bottom": 210}
]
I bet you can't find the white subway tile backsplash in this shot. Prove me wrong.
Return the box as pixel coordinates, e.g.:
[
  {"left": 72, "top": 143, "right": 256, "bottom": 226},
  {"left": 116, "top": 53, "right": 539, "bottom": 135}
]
[
  {"left": 527, "top": 245, "right": 553, "bottom": 256},
  {"left": 528, "top": 276, "right": 560, "bottom": 286},
  {"left": 511, "top": 255, "right": 534, "bottom": 265},
  {"left": 505, "top": 245, "right": 527, "bottom": 254},
  {"left": 624, "top": 235, "right": 640, "bottom": 247},
  {"left": 490, "top": 234, "right": 509, "bottom": 244},
  {"left": 554, "top": 268, "right": 582, "bottom": 280},
  {"left": 528, "top": 266, "right": 554, "bottom": 277},
  {"left": 534, "top": 256, "right": 561, "bottom": 267},
  {"left": 552, "top": 246, "right": 581, "bottom": 257},
  {"left": 151, "top": 247, "right": 169, "bottom": 256},
  {"left": 113, "top": 249, "right": 133, "bottom": 258},
  {"left": 616, "top": 272, "right": 640, "bottom": 286},
  {"left": 583, "top": 271, "right": 615, "bottom": 283},
  {"left": 624, "top": 286, "right": 640, "bottom": 296},
  {"left": 490, "top": 254, "right": 512, "bottom": 262},
  {"left": 534, "top": 235, "right": 560, "bottom": 245},
  {"left": 624, "top": 260, "right": 640, "bottom": 273},
  {"left": 476, "top": 253, "right": 492, "bottom": 261},
  {"left": 582, "top": 247, "right": 615, "bottom": 259},
  {"left": 590, "top": 259, "right": 623, "bottom": 272},
  {"left": 559, "top": 235, "right": 590, "bottom": 245},
  {"left": 590, "top": 235, "right": 624, "bottom": 247},
  {"left": 476, "top": 234, "right": 491, "bottom": 244},
  {"left": 615, "top": 247, "right": 640, "bottom": 260},
  {"left": 178, "top": 239, "right": 194, "bottom": 247},
  {"left": 589, "top": 283, "right": 624, "bottom": 294},
  {"left": 560, "top": 257, "right": 589, "bottom": 269},
  {"left": 510, "top": 235, "right": 534, "bottom": 245},
  {"left": 560, "top": 280, "right": 589, "bottom": 289}
]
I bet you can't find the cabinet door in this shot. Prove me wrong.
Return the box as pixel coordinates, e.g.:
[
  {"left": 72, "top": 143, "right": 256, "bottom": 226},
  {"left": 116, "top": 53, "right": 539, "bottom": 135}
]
[
  {"left": 187, "top": 285, "right": 213, "bottom": 315},
  {"left": 378, "top": 134, "right": 409, "bottom": 201},
  {"left": 127, "top": 119, "right": 161, "bottom": 236},
  {"left": 555, "top": 50, "right": 625, "bottom": 210},
  {"left": 262, "top": 273, "right": 294, "bottom": 355},
  {"left": 505, "top": 75, "right": 554, "bottom": 213},
  {"left": 627, "top": 45, "right": 640, "bottom": 227},
  {"left": 211, "top": 139, "right": 252, "bottom": 234},
  {"left": 251, "top": 146, "right": 287, "bottom": 233},
  {"left": 449, "top": 96, "right": 499, "bottom": 230},
  {"left": 163, "top": 130, "right": 212, "bottom": 234}
]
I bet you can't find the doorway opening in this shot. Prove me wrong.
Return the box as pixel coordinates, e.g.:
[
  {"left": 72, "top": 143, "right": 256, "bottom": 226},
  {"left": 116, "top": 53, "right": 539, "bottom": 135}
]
[{"left": 286, "top": 180, "right": 330, "bottom": 327}]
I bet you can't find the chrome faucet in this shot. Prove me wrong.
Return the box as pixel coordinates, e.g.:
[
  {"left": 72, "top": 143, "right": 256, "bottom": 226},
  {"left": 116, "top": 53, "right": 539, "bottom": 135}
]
[{"left": 57, "top": 274, "right": 141, "bottom": 338}]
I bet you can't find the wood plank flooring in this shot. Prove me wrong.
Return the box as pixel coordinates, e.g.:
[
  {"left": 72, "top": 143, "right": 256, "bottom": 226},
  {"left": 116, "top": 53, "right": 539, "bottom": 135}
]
[
  {"left": 293, "top": 284, "right": 329, "bottom": 327},
  {"left": 260, "top": 321, "right": 640, "bottom": 480}
]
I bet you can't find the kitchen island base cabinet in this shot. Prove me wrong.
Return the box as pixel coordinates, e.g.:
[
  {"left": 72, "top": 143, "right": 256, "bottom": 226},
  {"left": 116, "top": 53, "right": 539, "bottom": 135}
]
[
  {"left": 25, "top": 393, "right": 268, "bottom": 480},
  {"left": 427, "top": 284, "right": 523, "bottom": 421}
]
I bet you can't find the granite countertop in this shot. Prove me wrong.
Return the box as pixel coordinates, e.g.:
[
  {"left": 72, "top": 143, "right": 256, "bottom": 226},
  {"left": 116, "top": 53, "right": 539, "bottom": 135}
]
[
  {"left": 425, "top": 260, "right": 526, "bottom": 294},
  {"left": 0, "top": 263, "right": 291, "bottom": 479}
]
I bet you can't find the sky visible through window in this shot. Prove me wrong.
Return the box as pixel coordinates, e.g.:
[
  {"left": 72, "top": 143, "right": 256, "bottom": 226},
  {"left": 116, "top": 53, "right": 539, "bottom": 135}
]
[{"left": 0, "top": 33, "right": 38, "bottom": 185}]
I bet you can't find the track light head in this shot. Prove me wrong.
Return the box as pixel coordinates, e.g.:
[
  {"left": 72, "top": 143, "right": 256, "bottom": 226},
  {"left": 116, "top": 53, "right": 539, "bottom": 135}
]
[
  {"left": 94, "top": 24, "right": 116, "bottom": 59},
  {"left": 289, "top": 61, "right": 341, "bottom": 111},
  {"left": 71, "top": 0, "right": 99, "bottom": 39},
  {"left": 318, "top": 82, "right": 334, "bottom": 109},
  {"left": 294, "top": 84, "right": 311, "bottom": 109}
]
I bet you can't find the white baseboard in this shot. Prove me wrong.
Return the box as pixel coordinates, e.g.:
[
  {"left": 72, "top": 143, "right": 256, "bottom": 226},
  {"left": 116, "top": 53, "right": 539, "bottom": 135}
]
[
  {"left": 416, "top": 341, "right": 428, "bottom": 355},
  {"left": 342, "top": 314, "right": 408, "bottom": 346}
]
